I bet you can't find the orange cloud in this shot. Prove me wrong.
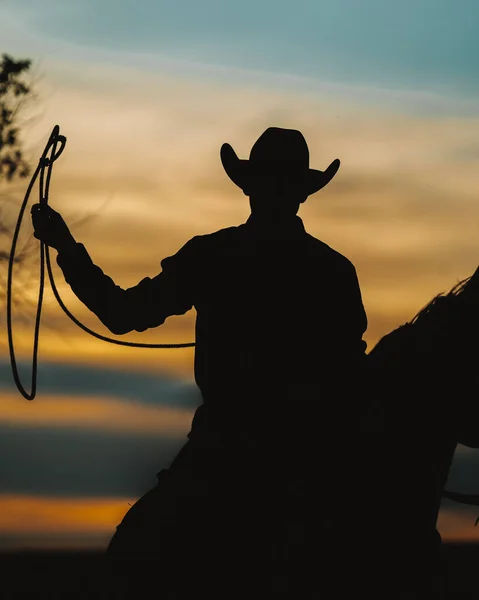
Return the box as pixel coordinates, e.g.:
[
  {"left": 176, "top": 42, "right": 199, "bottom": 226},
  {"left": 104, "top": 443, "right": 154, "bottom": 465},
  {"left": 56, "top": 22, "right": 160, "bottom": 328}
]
[
  {"left": 0, "top": 494, "right": 130, "bottom": 549},
  {"left": 0, "top": 494, "right": 128, "bottom": 533}
]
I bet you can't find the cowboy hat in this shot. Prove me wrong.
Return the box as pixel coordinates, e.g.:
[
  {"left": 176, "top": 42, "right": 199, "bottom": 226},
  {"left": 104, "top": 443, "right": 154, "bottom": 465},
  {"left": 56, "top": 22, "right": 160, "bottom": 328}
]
[{"left": 220, "top": 127, "right": 340, "bottom": 196}]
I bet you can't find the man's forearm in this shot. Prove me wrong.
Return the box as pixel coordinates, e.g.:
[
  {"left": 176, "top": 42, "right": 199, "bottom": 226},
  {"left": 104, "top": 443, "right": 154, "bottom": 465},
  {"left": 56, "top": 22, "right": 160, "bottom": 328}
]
[
  {"left": 55, "top": 239, "right": 131, "bottom": 333},
  {"left": 55, "top": 236, "right": 195, "bottom": 335},
  {"left": 56, "top": 233, "right": 80, "bottom": 258}
]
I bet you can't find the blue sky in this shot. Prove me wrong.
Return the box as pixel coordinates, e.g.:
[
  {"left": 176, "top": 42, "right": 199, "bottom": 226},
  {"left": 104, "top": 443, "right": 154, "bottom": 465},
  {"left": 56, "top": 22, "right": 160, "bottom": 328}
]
[{"left": 2, "top": 0, "right": 479, "bottom": 98}]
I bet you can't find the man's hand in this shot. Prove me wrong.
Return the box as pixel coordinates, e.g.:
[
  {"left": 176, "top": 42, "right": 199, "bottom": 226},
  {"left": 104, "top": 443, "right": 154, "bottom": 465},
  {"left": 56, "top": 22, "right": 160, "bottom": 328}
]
[{"left": 30, "top": 204, "right": 76, "bottom": 252}]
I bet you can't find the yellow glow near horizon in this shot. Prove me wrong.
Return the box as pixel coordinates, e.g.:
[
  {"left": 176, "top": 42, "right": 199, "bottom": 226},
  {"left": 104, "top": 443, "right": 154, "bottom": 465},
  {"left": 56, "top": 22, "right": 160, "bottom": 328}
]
[
  {"left": 0, "top": 494, "right": 131, "bottom": 538},
  {"left": 0, "top": 494, "right": 474, "bottom": 548}
]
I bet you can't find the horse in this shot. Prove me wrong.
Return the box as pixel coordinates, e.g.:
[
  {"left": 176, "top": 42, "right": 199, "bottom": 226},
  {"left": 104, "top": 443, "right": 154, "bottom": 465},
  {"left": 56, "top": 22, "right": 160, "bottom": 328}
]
[
  {"left": 364, "top": 265, "right": 479, "bottom": 597},
  {"left": 106, "top": 266, "right": 479, "bottom": 599}
]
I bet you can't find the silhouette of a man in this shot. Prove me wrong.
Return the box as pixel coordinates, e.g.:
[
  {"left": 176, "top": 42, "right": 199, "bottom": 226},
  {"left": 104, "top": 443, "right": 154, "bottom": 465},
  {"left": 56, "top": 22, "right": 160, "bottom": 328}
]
[
  {"left": 32, "top": 126, "right": 367, "bottom": 429},
  {"left": 31, "top": 127, "right": 368, "bottom": 596}
]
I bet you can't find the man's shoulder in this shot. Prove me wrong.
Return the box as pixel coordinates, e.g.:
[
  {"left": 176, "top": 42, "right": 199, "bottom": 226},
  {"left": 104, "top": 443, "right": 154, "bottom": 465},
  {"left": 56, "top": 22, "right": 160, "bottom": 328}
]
[
  {"left": 170, "top": 226, "right": 239, "bottom": 263},
  {"left": 188, "top": 225, "right": 240, "bottom": 248},
  {"left": 187, "top": 226, "right": 356, "bottom": 271},
  {"left": 305, "top": 232, "right": 356, "bottom": 271}
]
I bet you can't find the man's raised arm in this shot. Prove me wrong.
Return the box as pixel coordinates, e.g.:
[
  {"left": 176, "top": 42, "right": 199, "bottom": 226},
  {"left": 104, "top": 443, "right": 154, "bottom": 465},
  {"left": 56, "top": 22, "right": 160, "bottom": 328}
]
[{"left": 31, "top": 203, "right": 197, "bottom": 335}]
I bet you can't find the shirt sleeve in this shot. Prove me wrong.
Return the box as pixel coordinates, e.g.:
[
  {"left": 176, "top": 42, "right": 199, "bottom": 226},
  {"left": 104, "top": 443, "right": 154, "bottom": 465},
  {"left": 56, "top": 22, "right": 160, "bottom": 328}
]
[
  {"left": 349, "top": 263, "right": 368, "bottom": 353},
  {"left": 332, "top": 257, "right": 368, "bottom": 357},
  {"left": 55, "top": 237, "right": 198, "bottom": 334}
]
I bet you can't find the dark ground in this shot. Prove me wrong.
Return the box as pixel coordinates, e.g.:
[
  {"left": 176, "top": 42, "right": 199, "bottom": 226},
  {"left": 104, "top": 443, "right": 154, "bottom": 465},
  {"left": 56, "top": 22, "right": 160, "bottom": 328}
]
[{"left": 1, "top": 542, "right": 478, "bottom": 598}]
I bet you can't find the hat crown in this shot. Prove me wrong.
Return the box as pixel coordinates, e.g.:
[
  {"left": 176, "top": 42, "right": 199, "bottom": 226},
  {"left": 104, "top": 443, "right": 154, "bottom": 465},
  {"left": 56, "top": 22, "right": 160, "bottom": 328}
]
[
  {"left": 220, "top": 127, "right": 340, "bottom": 196},
  {"left": 249, "top": 128, "right": 310, "bottom": 169}
]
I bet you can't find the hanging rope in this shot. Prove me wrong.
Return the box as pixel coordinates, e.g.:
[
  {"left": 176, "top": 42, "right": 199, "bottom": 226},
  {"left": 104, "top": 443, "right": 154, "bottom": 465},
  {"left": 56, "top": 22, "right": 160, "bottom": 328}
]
[{"left": 7, "top": 125, "right": 195, "bottom": 401}]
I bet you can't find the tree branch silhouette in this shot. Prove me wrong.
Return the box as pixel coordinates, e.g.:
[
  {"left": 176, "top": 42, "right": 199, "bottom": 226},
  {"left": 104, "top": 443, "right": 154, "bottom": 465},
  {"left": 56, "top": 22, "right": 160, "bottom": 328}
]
[{"left": 0, "top": 53, "right": 110, "bottom": 349}]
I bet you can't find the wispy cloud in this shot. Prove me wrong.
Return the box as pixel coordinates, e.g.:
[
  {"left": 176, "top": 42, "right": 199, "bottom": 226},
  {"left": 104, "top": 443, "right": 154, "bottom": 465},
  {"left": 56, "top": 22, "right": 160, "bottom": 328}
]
[
  {"left": 0, "top": 422, "right": 186, "bottom": 498},
  {"left": 3, "top": 0, "right": 479, "bottom": 100},
  {"left": 0, "top": 361, "right": 198, "bottom": 503}
]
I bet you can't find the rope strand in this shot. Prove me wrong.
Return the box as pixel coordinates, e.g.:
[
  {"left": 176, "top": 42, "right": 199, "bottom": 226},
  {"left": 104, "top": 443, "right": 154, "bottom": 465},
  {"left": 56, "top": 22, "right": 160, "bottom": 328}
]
[{"left": 7, "top": 125, "right": 195, "bottom": 401}]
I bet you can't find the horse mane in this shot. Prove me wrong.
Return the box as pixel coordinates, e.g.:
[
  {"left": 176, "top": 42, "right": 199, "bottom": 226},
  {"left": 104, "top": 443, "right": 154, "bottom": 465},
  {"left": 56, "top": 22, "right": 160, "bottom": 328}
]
[
  {"left": 368, "top": 270, "right": 479, "bottom": 507},
  {"left": 368, "top": 273, "right": 476, "bottom": 366},
  {"left": 409, "top": 275, "right": 473, "bottom": 327}
]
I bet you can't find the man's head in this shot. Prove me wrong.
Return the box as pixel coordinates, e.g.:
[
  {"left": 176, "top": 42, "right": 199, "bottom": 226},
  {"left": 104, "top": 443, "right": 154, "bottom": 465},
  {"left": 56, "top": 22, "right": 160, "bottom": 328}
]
[{"left": 220, "top": 127, "right": 340, "bottom": 224}]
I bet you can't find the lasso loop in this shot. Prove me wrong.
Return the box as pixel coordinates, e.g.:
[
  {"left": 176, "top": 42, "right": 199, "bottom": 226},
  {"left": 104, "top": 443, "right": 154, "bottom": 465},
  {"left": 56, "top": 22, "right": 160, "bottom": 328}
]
[{"left": 7, "top": 125, "right": 195, "bottom": 401}]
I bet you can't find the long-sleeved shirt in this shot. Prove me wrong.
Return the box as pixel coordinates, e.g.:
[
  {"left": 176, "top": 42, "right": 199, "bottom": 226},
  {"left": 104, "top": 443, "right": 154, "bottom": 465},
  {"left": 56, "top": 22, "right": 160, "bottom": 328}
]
[{"left": 56, "top": 214, "right": 368, "bottom": 442}]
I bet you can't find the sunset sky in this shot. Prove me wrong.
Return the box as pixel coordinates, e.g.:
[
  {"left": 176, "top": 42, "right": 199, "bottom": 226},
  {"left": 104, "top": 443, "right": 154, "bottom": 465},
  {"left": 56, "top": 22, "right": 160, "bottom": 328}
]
[{"left": 1, "top": 0, "right": 479, "bottom": 549}]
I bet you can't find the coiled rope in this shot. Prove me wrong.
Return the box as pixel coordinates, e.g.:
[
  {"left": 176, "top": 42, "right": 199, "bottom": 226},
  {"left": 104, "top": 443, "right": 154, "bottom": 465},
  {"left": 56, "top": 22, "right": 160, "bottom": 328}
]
[{"left": 7, "top": 125, "right": 195, "bottom": 401}]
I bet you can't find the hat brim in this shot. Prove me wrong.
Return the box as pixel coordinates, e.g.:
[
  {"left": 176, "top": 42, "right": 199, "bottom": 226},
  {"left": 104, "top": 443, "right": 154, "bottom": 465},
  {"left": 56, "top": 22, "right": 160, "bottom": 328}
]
[{"left": 220, "top": 143, "right": 340, "bottom": 196}]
